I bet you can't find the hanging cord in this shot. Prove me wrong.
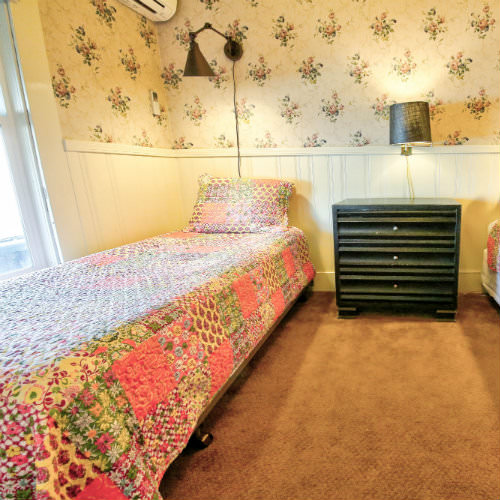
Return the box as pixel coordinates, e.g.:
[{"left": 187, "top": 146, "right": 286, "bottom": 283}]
[
  {"left": 406, "top": 155, "right": 415, "bottom": 200},
  {"left": 232, "top": 61, "right": 241, "bottom": 178}
]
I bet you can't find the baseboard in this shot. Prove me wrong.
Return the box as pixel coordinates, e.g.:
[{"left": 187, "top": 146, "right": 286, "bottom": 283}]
[
  {"left": 313, "top": 272, "right": 335, "bottom": 291},
  {"left": 313, "top": 271, "right": 482, "bottom": 293},
  {"left": 458, "top": 271, "right": 483, "bottom": 293}
]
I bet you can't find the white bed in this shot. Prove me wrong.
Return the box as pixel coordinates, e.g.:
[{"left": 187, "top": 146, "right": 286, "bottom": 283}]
[
  {"left": 481, "top": 249, "right": 500, "bottom": 305},
  {"left": 481, "top": 220, "right": 500, "bottom": 306}
]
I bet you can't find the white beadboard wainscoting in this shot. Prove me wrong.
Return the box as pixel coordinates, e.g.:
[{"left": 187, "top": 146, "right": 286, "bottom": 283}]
[{"left": 64, "top": 141, "right": 500, "bottom": 292}]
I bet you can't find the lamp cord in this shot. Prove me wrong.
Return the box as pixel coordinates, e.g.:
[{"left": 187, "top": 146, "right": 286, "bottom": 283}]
[
  {"left": 232, "top": 61, "right": 241, "bottom": 178},
  {"left": 406, "top": 155, "right": 415, "bottom": 200}
]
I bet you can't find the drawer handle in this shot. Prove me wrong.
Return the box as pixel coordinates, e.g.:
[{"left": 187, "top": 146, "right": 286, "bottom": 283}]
[
  {"left": 393, "top": 283, "right": 399, "bottom": 288},
  {"left": 393, "top": 255, "right": 399, "bottom": 260},
  {"left": 393, "top": 225, "right": 399, "bottom": 231}
]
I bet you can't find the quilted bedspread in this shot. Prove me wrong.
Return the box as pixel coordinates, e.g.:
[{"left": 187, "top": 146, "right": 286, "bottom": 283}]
[
  {"left": 0, "top": 228, "right": 314, "bottom": 500},
  {"left": 487, "top": 219, "right": 500, "bottom": 272}
]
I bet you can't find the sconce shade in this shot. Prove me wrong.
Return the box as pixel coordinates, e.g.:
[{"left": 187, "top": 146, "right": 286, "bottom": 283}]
[
  {"left": 184, "top": 40, "right": 215, "bottom": 77},
  {"left": 390, "top": 101, "right": 432, "bottom": 145}
]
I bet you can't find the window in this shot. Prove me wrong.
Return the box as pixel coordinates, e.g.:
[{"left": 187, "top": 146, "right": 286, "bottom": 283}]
[
  {"left": 0, "top": 128, "right": 32, "bottom": 274},
  {"left": 0, "top": 4, "right": 60, "bottom": 279}
]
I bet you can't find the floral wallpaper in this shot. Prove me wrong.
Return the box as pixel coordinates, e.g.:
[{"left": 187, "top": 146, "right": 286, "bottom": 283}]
[
  {"left": 39, "top": 0, "right": 171, "bottom": 147},
  {"left": 157, "top": 0, "right": 500, "bottom": 148}
]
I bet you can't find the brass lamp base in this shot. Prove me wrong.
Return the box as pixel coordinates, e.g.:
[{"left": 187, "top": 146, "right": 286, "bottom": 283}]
[{"left": 400, "top": 144, "right": 412, "bottom": 156}]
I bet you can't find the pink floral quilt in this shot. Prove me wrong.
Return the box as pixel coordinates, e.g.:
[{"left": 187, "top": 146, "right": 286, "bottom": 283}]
[
  {"left": 0, "top": 228, "right": 314, "bottom": 500},
  {"left": 487, "top": 219, "right": 500, "bottom": 272}
]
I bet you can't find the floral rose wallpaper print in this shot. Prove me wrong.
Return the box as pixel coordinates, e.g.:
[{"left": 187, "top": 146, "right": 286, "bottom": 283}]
[
  {"left": 39, "top": 0, "right": 172, "bottom": 147},
  {"left": 39, "top": 0, "right": 499, "bottom": 149},
  {"left": 157, "top": 0, "right": 500, "bottom": 148}
]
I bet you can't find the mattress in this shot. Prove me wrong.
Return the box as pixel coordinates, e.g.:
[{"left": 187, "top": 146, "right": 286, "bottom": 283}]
[{"left": 0, "top": 228, "right": 314, "bottom": 500}]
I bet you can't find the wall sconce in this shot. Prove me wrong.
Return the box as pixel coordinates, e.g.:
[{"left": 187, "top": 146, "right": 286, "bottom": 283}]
[
  {"left": 389, "top": 101, "right": 432, "bottom": 199},
  {"left": 184, "top": 23, "right": 243, "bottom": 176}
]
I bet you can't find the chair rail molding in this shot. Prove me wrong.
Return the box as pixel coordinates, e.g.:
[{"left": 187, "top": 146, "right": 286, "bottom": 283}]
[{"left": 64, "top": 139, "right": 500, "bottom": 158}]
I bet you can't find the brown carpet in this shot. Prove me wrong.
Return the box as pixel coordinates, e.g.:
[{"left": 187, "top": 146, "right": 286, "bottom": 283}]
[{"left": 160, "top": 293, "right": 500, "bottom": 500}]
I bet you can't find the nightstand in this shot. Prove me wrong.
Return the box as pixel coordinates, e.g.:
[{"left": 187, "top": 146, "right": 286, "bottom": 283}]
[{"left": 332, "top": 198, "right": 461, "bottom": 320}]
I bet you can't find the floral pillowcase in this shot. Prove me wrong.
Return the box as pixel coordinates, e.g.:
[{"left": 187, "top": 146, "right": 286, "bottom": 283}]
[{"left": 185, "top": 174, "right": 294, "bottom": 233}]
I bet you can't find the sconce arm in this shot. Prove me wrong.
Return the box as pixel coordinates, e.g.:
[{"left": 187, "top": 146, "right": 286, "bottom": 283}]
[{"left": 189, "top": 23, "right": 230, "bottom": 41}]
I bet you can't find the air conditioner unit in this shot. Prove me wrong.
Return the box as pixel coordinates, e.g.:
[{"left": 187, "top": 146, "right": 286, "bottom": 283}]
[{"left": 117, "top": 0, "right": 177, "bottom": 22}]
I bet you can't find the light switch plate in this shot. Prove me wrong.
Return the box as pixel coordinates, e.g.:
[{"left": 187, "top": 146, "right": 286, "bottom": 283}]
[{"left": 150, "top": 90, "right": 160, "bottom": 116}]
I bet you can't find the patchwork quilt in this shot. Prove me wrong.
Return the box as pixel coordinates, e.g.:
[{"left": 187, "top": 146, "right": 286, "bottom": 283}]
[
  {"left": 487, "top": 219, "right": 500, "bottom": 272},
  {"left": 0, "top": 228, "right": 314, "bottom": 500}
]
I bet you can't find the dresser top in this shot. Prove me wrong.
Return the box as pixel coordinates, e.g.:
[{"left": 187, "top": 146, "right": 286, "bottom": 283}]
[{"left": 334, "top": 198, "right": 461, "bottom": 207}]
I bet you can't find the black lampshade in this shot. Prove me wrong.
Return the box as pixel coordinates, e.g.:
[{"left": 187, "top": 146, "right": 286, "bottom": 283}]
[
  {"left": 390, "top": 101, "right": 432, "bottom": 145},
  {"left": 184, "top": 40, "right": 215, "bottom": 77}
]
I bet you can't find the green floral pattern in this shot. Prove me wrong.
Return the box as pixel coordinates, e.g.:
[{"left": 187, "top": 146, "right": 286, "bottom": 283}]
[
  {"left": 107, "top": 87, "right": 131, "bottom": 117},
  {"left": 200, "top": 0, "right": 220, "bottom": 11},
  {"left": 465, "top": 88, "right": 491, "bottom": 119},
  {"left": 175, "top": 20, "right": 193, "bottom": 50},
  {"left": 162, "top": 63, "right": 183, "bottom": 90},
  {"left": 470, "top": 4, "right": 496, "bottom": 39},
  {"left": 40, "top": 0, "right": 500, "bottom": 148},
  {"left": 372, "top": 94, "right": 394, "bottom": 120},
  {"left": 184, "top": 96, "right": 206, "bottom": 125},
  {"left": 173, "top": 137, "right": 194, "bottom": 149},
  {"left": 247, "top": 56, "right": 272, "bottom": 86},
  {"left": 272, "top": 15, "right": 296, "bottom": 47},
  {"left": 391, "top": 50, "right": 416, "bottom": 82},
  {"left": 320, "top": 91, "right": 345, "bottom": 122},
  {"left": 133, "top": 130, "right": 153, "bottom": 147},
  {"left": 423, "top": 8, "right": 447, "bottom": 41},
  {"left": 317, "top": 11, "right": 342, "bottom": 44},
  {"left": 348, "top": 53, "right": 371, "bottom": 86},
  {"left": 349, "top": 130, "right": 370, "bottom": 147},
  {"left": 209, "top": 60, "right": 229, "bottom": 89},
  {"left": 303, "top": 133, "right": 326, "bottom": 147},
  {"left": 71, "top": 26, "right": 100, "bottom": 70},
  {"left": 370, "top": 12, "right": 397, "bottom": 41},
  {"left": 225, "top": 19, "right": 249, "bottom": 44},
  {"left": 298, "top": 57, "right": 323, "bottom": 85},
  {"left": 447, "top": 52, "right": 473, "bottom": 80},
  {"left": 52, "top": 65, "right": 76, "bottom": 108},
  {"left": 155, "top": 105, "right": 169, "bottom": 127},
  {"left": 138, "top": 16, "right": 156, "bottom": 48},
  {"left": 90, "top": 0, "right": 116, "bottom": 28},
  {"left": 236, "top": 98, "right": 255, "bottom": 124},
  {"left": 89, "top": 125, "right": 113, "bottom": 143},
  {"left": 255, "top": 131, "right": 277, "bottom": 148},
  {"left": 424, "top": 91, "right": 445, "bottom": 121},
  {"left": 120, "top": 48, "right": 141, "bottom": 80},
  {"left": 279, "top": 95, "right": 301, "bottom": 124},
  {"left": 443, "top": 131, "right": 470, "bottom": 145},
  {"left": 214, "top": 134, "right": 235, "bottom": 147}
]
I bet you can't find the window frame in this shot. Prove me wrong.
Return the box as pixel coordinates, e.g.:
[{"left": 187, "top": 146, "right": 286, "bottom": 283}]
[{"left": 0, "top": 3, "right": 60, "bottom": 280}]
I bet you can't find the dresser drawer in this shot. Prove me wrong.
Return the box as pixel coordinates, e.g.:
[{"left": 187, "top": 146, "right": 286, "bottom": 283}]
[
  {"left": 338, "top": 221, "right": 456, "bottom": 239},
  {"left": 339, "top": 293, "right": 454, "bottom": 304},
  {"left": 339, "top": 279, "right": 454, "bottom": 296},
  {"left": 338, "top": 250, "right": 455, "bottom": 268},
  {"left": 337, "top": 209, "right": 458, "bottom": 241}
]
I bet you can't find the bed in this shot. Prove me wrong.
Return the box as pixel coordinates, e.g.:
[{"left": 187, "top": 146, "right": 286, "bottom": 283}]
[
  {"left": 0, "top": 175, "right": 314, "bottom": 500},
  {"left": 482, "top": 219, "right": 500, "bottom": 305}
]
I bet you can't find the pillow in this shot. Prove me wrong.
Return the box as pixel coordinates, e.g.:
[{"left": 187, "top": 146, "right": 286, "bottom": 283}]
[{"left": 185, "top": 174, "right": 294, "bottom": 233}]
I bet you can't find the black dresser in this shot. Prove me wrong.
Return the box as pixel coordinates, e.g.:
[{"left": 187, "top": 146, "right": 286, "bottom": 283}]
[{"left": 332, "top": 198, "right": 461, "bottom": 320}]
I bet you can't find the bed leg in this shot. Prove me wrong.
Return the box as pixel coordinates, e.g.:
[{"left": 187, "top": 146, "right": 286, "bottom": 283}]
[
  {"left": 298, "top": 281, "right": 314, "bottom": 302},
  {"left": 190, "top": 427, "right": 213, "bottom": 449}
]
